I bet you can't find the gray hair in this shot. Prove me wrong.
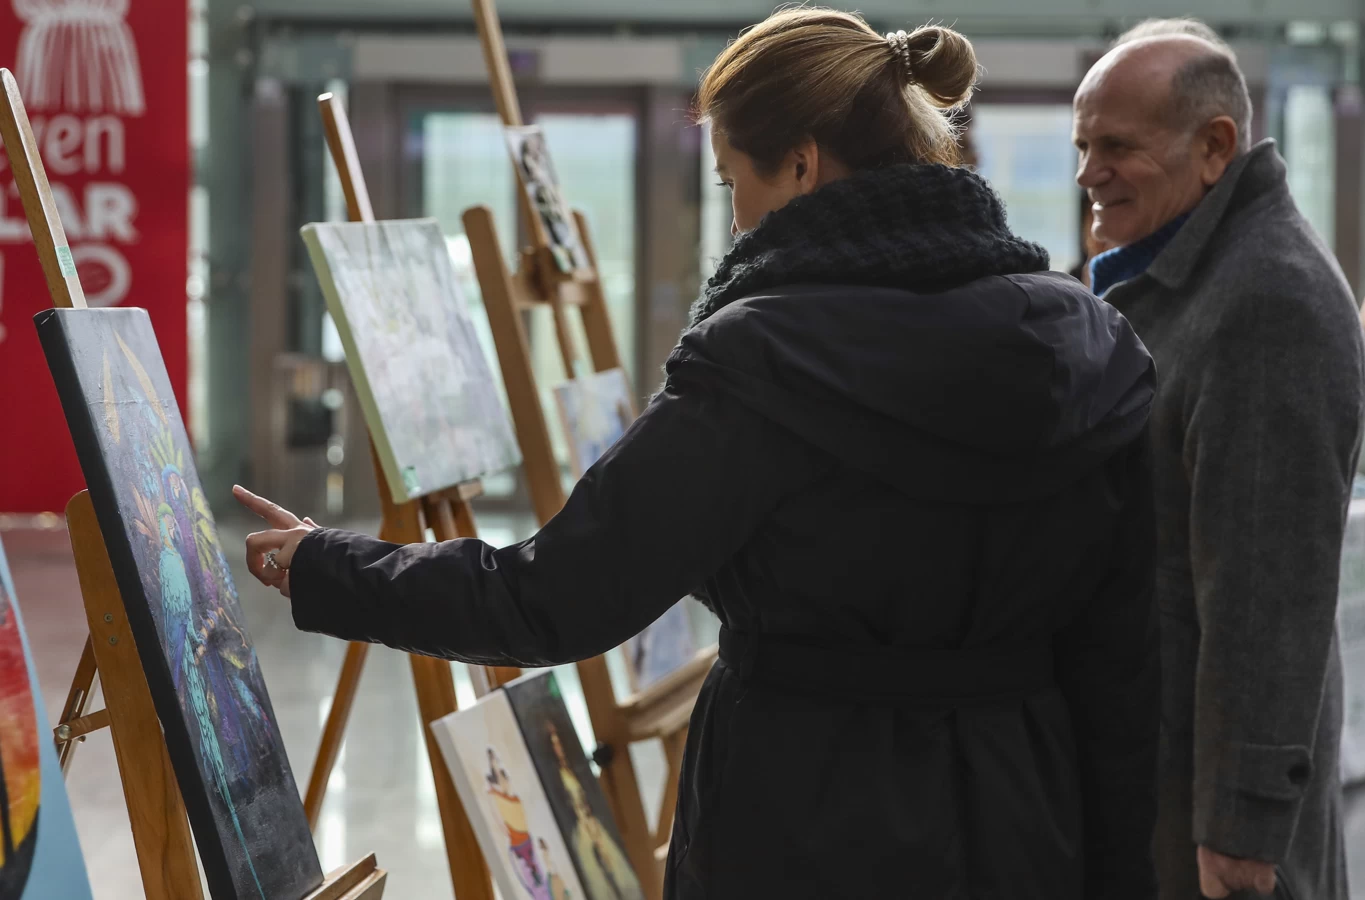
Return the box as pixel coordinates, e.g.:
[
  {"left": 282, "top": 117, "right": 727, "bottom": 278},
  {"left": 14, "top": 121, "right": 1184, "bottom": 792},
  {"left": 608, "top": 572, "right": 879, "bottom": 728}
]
[{"left": 1114, "top": 18, "right": 1252, "bottom": 153}]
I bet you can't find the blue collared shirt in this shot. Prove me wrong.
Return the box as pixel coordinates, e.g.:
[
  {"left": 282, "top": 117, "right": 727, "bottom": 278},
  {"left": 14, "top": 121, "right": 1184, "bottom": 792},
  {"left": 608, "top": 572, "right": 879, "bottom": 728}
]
[{"left": 1089, "top": 213, "right": 1192, "bottom": 297}]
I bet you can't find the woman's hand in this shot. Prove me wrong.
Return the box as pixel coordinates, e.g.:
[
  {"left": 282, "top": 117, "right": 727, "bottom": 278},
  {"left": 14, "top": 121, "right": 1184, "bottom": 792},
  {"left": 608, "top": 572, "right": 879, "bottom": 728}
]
[{"left": 234, "top": 485, "right": 318, "bottom": 599}]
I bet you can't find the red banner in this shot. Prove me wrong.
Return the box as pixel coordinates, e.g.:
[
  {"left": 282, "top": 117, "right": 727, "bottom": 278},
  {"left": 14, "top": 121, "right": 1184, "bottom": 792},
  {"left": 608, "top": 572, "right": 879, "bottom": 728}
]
[{"left": 0, "top": 0, "right": 189, "bottom": 513}]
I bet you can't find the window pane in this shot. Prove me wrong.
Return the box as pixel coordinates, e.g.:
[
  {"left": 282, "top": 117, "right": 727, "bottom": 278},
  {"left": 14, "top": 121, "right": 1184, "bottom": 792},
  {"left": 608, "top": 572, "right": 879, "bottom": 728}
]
[
  {"left": 1284, "top": 84, "right": 1336, "bottom": 248},
  {"left": 972, "top": 104, "right": 1080, "bottom": 272}
]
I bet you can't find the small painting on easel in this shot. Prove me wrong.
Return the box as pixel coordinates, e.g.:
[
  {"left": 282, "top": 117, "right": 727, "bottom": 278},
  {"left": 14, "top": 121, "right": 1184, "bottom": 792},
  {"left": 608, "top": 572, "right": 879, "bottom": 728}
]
[
  {"left": 551, "top": 368, "right": 634, "bottom": 480},
  {"left": 35, "top": 308, "right": 323, "bottom": 900},
  {"left": 302, "top": 218, "right": 523, "bottom": 503},
  {"left": 623, "top": 604, "right": 697, "bottom": 694},
  {"left": 552, "top": 371, "right": 697, "bottom": 692},
  {"left": 0, "top": 537, "right": 93, "bottom": 899},
  {"left": 431, "top": 690, "right": 586, "bottom": 900},
  {"left": 505, "top": 125, "right": 589, "bottom": 273},
  {"left": 505, "top": 672, "right": 645, "bottom": 900}
]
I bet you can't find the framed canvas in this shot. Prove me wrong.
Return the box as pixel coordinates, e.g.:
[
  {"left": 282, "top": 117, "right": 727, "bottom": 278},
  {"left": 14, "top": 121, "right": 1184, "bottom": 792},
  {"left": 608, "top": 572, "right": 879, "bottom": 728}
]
[
  {"left": 504, "top": 672, "right": 645, "bottom": 900},
  {"left": 301, "top": 218, "right": 522, "bottom": 503},
  {"left": 35, "top": 308, "right": 323, "bottom": 900},
  {"left": 0, "top": 536, "right": 94, "bottom": 899},
  {"left": 505, "top": 126, "right": 589, "bottom": 274},
  {"left": 430, "top": 691, "right": 585, "bottom": 900}
]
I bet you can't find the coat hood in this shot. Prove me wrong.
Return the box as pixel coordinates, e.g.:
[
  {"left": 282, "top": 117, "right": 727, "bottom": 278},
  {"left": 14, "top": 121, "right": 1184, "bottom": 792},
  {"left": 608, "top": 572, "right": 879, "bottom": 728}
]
[{"left": 667, "top": 273, "right": 1155, "bottom": 505}]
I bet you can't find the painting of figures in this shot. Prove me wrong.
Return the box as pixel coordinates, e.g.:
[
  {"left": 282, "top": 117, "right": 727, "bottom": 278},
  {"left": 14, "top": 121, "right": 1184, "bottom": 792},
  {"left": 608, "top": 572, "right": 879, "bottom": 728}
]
[
  {"left": 0, "top": 536, "right": 93, "bottom": 900},
  {"left": 505, "top": 126, "right": 589, "bottom": 273},
  {"left": 302, "top": 218, "right": 522, "bottom": 503},
  {"left": 505, "top": 672, "right": 645, "bottom": 900},
  {"left": 35, "top": 308, "right": 323, "bottom": 900},
  {"left": 431, "top": 691, "right": 585, "bottom": 900}
]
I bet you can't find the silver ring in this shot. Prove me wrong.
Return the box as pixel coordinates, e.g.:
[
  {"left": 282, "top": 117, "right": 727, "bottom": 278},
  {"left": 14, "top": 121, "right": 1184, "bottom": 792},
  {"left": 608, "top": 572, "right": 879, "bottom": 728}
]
[{"left": 265, "top": 550, "right": 286, "bottom": 572}]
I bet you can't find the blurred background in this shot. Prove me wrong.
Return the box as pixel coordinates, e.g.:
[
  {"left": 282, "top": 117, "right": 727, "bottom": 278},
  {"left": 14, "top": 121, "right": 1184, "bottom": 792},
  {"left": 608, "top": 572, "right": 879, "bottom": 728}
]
[{"left": 112, "top": 0, "right": 1365, "bottom": 522}]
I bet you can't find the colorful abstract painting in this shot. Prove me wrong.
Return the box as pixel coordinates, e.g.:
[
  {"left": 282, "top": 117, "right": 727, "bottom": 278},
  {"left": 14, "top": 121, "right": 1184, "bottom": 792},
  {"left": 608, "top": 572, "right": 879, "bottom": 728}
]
[
  {"left": 505, "top": 126, "right": 589, "bottom": 274},
  {"left": 301, "top": 218, "right": 522, "bottom": 503},
  {"left": 35, "top": 308, "right": 322, "bottom": 900},
  {"left": 505, "top": 672, "right": 645, "bottom": 900},
  {"left": 0, "top": 536, "right": 94, "bottom": 899},
  {"left": 431, "top": 690, "right": 585, "bottom": 900}
]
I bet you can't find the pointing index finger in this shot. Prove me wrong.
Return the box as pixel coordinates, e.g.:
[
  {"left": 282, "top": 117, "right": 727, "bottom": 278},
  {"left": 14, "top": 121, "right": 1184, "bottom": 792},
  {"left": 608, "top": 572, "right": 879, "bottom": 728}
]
[{"left": 233, "top": 485, "right": 302, "bottom": 529}]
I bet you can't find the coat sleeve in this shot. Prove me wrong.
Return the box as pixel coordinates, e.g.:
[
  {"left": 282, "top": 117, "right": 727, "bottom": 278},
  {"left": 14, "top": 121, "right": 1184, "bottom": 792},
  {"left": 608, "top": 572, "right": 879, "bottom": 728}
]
[
  {"left": 1054, "top": 437, "right": 1161, "bottom": 899},
  {"left": 286, "top": 373, "right": 823, "bottom": 667},
  {"left": 1184, "top": 289, "right": 1364, "bottom": 862}
]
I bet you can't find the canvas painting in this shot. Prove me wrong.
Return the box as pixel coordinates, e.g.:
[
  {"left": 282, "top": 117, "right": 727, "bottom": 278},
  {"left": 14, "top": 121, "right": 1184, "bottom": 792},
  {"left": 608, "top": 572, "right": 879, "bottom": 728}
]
[
  {"left": 505, "top": 672, "right": 645, "bottom": 900},
  {"left": 0, "top": 536, "right": 94, "bottom": 899},
  {"left": 35, "top": 308, "right": 323, "bottom": 900},
  {"left": 622, "top": 603, "right": 698, "bottom": 695},
  {"left": 505, "top": 126, "right": 589, "bottom": 273},
  {"left": 430, "top": 691, "right": 585, "bottom": 900},
  {"left": 553, "top": 370, "right": 697, "bottom": 692},
  {"left": 551, "top": 368, "right": 634, "bottom": 481},
  {"left": 301, "top": 218, "right": 522, "bottom": 503}
]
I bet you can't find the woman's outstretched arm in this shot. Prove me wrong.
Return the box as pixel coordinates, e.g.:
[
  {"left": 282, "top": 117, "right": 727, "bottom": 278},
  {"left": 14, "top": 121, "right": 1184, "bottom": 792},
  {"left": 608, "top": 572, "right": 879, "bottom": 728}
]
[{"left": 240, "top": 376, "right": 823, "bottom": 668}]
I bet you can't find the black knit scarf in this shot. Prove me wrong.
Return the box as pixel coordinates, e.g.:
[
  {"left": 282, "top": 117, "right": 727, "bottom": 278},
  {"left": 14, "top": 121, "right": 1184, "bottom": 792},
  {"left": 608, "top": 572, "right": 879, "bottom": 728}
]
[{"left": 690, "top": 163, "right": 1050, "bottom": 328}]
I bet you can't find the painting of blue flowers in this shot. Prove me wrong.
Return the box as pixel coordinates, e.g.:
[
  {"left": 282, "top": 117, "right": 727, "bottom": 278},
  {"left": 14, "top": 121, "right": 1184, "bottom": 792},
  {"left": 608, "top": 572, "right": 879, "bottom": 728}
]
[{"left": 35, "top": 307, "right": 322, "bottom": 900}]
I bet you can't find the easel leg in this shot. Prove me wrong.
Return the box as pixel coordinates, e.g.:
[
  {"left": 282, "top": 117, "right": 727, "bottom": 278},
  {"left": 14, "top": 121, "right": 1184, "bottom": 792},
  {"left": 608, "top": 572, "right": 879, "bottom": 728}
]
[
  {"left": 56, "top": 635, "right": 98, "bottom": 772},
  {"left": 304, "top": 640, "right": 371, "bottom": 828},
  {"left": 656, "top": 727, "right": 687, "bottom": 852},
  {"left": 67, "top": 491, "right": 204, "bottom": 900},
  {"left": 409, "top": 654, "right": 495, "bottom": 900}
]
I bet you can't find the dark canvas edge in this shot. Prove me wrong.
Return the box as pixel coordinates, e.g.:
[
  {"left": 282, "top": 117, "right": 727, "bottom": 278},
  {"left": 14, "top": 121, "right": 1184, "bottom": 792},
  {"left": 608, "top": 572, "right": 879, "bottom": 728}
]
[{"left": 33, "top": 307, "right": 241, "bottom": 898}]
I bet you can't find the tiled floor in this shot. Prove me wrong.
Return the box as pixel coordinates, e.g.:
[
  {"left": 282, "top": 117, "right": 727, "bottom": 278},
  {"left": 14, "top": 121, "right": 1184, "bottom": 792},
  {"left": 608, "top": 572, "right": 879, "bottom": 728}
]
[{"left": 7, "top": 515, "right": 1365, "bottom": 899}]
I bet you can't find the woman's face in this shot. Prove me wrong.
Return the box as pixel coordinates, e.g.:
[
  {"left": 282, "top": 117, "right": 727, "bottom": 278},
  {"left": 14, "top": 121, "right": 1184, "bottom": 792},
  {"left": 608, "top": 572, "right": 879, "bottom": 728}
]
[{"left": 712, "top": 130, "right": 840, "bottom": 236}]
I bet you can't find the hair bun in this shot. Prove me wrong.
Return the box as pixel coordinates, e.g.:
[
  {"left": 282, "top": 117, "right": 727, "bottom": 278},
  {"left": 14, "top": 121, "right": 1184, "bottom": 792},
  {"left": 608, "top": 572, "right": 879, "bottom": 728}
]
[{"left": 902, "top": 25, "right": 977, "bottom": 108}]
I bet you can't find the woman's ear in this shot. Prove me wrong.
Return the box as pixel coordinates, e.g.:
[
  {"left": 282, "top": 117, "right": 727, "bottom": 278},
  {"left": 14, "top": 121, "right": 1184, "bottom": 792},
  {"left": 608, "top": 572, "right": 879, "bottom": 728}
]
[{"left": 790, "top": 139, "right": 821, "bottom": 195}]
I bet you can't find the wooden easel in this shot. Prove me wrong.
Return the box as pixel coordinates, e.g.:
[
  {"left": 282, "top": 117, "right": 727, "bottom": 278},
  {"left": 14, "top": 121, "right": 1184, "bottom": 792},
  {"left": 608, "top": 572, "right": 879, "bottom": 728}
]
[
  {"left": 0, "top": 68, "right": 385, "bottom": 900},
  {"left": 307, "top": 80, "right": 711, "bottom": 894},
  {"left": 292, "top": 91, "right": 514, "bottom": 900},
  {"left": 463, "top": 1, "right": 716, "bottom": 889}
]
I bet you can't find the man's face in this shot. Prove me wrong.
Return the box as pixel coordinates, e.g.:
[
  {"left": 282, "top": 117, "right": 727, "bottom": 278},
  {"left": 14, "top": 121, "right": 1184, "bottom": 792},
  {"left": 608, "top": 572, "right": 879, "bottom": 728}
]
[{"left": 1073, "top": 76, "right": 1208, "bottom": 248}]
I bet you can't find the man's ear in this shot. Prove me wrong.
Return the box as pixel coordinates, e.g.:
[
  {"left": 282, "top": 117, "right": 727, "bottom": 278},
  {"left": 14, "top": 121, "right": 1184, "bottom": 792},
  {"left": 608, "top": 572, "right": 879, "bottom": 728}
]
[{"left": 1198, "top": 116, "right": 1239, "bottom": 187}]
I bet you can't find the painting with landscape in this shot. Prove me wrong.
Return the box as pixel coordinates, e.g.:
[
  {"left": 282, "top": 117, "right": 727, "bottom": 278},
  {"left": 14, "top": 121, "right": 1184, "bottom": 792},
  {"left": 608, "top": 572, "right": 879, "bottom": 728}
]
[
  {"left": 0, "top": 536, "right": 92, "bottom": 900},
  {"left": 302, "top": 218, "right": 521, "bottom": 503},
  {"left": 431, "top": 690, "right": 584, "bottom": 900},
  {"left": 35, "top": 308, "right": 322, "bottom": 900},
  {"left": 505, "top": 672, "right": 645, "bottom": 900}
]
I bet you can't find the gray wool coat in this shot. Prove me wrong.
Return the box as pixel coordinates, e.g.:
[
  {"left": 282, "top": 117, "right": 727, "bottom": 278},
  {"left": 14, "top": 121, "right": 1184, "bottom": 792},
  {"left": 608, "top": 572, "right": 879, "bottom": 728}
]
[{"left": 1105, "top": 140, "right": 1365, "bottom": 900}]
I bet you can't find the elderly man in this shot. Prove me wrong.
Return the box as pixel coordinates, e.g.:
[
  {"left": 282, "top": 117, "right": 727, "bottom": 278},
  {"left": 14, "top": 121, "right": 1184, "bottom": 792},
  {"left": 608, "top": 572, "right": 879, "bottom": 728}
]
[{"left": 1074, "top": 21, "right": 1365, "bottom": 900}]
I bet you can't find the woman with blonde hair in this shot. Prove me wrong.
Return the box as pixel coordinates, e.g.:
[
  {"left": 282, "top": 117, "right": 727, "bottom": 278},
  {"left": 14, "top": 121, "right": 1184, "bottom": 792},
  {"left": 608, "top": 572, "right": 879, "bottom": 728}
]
[{"left": 238, "top": 9, "right": 1159, "bottom": 898}]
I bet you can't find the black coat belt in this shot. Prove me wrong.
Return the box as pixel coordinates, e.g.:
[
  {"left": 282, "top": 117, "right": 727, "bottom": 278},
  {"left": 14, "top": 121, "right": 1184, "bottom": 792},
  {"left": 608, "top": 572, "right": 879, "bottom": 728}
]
[{"left": 718, "top": 627, "right": 1055, "bottom": 706}]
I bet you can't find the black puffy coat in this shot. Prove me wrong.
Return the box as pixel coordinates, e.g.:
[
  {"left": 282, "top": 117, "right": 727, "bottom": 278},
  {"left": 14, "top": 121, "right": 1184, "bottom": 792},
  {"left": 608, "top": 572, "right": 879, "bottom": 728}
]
[{"left": 289, "top": 166, "right": 1160, "bottom": 899}]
